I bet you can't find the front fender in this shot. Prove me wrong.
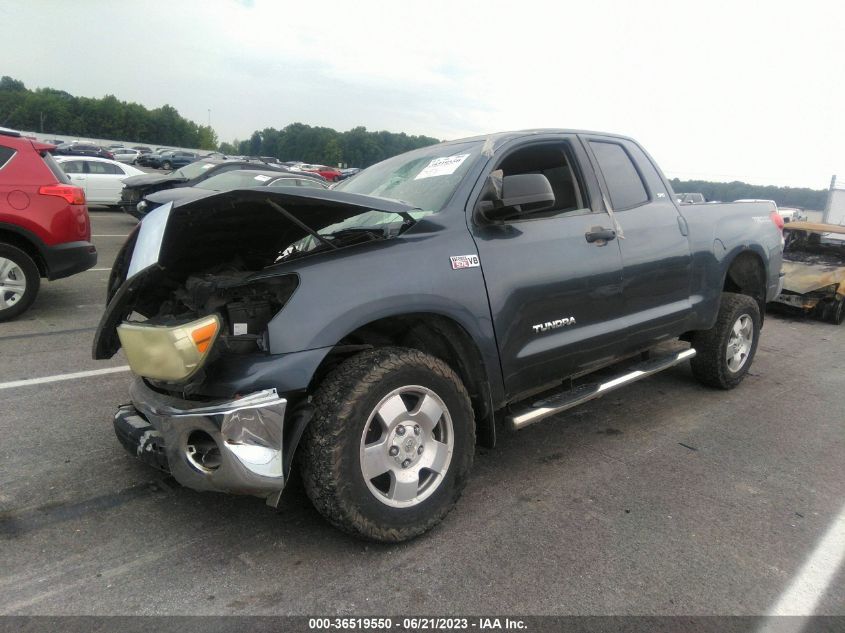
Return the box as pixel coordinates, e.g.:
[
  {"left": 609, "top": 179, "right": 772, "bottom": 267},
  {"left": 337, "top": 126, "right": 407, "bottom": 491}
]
[{"left": 264, "top": 226, "right": 504, "bottom": 402}]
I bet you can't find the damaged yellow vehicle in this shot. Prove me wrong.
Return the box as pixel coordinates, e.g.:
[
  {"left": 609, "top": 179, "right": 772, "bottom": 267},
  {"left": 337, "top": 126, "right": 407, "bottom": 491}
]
[{"left": 773, "top": 222, "right": 845, "bottom": 324}]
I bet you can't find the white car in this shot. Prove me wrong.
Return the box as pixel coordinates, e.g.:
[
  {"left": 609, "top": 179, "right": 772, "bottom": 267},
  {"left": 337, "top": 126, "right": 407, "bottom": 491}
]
[
  {"left": 112, "top": 148, "right": 142, "bottom": 164},
  {"left": 55, "top": 156, "right": 145, "bottom": 206}
]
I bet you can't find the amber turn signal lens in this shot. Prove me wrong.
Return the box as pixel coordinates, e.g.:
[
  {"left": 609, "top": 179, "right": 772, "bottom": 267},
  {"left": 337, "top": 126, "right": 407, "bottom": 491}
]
[{"left": 191, "top": 321, "right": 219, "bottom": 353}]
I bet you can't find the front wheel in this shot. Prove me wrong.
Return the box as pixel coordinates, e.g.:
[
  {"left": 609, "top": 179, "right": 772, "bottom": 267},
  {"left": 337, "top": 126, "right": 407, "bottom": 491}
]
[
  {"left": 161, "top": 161, "right": 172, "bottom": 170},
  {"left": 0, "top": 243, "right": 40, "bottom": 322},
  {"left": 822, "top": 297, "right": 845, "bottom": 325},
  {"left": 690, "top": 292, "right": 761, "bottom": 389},
  {"left": 300, "top": 347, "right": 475, "bottom": 542}
]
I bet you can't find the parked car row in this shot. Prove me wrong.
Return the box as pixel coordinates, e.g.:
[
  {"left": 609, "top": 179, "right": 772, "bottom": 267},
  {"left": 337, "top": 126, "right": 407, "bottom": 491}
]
[
  {"left": 136, "top": 168, "right": 327, "bottom": 216},
  {"left": 53, "top": 142, "right": 115, "bottom": 160},
  {"left": 120, "top": 158, "right": 319, "bottom": 218},
  {"left": 287, "top": 162, "right": 343, "bottom": 182}
]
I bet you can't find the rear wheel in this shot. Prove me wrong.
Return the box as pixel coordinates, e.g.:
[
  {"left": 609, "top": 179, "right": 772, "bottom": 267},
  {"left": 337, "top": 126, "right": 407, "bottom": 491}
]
[
  {"left": 161, "top": 161, "right": 172, "bottom": 170},
  {"left": 828, "top": 297, "right": 845, "bottom": 325},
  {"left": 690, "top": 292, "right": 761, "bottom": 389},
  {"left": 300, "top": 347, "right": 475, "bottom": 542},
  {"left": 0, "top": 243, "right": 40, "bottom": 322}
]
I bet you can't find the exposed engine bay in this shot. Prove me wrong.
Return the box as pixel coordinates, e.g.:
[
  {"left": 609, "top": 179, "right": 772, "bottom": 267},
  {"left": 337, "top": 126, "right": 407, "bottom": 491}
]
[{"left": 93, "top": 188, "right": 420, "bottom": 366}]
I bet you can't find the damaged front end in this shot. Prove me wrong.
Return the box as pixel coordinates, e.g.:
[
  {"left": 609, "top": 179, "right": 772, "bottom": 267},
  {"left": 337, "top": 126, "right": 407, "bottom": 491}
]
[
  {"left": 773, "top": 222, "right": 845, "bottom": 324},
  {"left": 94, "top": 188, "right": 417, "bottom": 503},
  {"left": 114, "top": 379, "right": 289, "bottom": 504}
]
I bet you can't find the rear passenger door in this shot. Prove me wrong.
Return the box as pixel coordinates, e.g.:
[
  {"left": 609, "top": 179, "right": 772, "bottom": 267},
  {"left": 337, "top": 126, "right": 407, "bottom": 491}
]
[
  {"left": 583, "top": 136, "right": 693, "bottom": 351},
  {"left": 83, "top": 160, "right": 126, "bottom": 204},
  {"left": 62, "top": 160, "right": 87, "bottom": 193}
]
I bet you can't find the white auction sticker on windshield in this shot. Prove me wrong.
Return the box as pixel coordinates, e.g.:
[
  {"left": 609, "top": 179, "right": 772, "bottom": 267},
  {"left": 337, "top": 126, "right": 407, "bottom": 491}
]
[
  {"left": 254, "top": 174, "right": 271, "bottom": 182},
  {"left": 414, "top": 154, "right": 470, "bottom": 180}
]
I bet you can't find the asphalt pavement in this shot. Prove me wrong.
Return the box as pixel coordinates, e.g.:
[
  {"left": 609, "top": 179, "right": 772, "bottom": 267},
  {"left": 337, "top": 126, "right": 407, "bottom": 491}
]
[{"left": 1, "top": 210, "right": 843, "bottom": 616}]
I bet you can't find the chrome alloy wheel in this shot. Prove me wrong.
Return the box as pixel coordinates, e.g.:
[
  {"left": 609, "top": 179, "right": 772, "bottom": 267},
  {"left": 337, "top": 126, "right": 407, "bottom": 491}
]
[
  {"left": 726, "top": 314, "right": 754, "bottom": 373},
  {"left": 359, "top": 385, "right": 454, "bottom": 508},
  {"left": 0, "top": 257, "right": 27, "bottom": 309}
]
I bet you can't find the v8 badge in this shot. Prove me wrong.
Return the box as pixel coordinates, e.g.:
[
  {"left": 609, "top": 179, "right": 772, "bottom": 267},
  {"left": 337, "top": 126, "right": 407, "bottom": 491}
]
[{"left": 450, "top": 254, "right": 480, "bottom": 270}]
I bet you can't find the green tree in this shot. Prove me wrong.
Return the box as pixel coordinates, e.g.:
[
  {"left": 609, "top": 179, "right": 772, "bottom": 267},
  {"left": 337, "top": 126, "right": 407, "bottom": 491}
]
[
  {"left": 669, "top": 178, "right": 826, "bottom": 210},
  {"left": 0, "top": 76, "right": 217, "bottom": 148},
  {"left": 196, "top": 125, "right": 218, "bottom": 150}
]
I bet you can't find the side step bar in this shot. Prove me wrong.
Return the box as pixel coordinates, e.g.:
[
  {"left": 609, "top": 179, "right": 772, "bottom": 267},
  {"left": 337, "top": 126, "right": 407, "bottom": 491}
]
[{"left": 506, "top": 348, "right": 697, "bottom": 431}]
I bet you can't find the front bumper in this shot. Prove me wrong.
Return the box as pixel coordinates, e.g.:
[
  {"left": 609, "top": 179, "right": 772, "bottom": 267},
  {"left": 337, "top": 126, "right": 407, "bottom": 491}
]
[
  {"left": 115, "top": 377, "right": 288, "bottom": 504},
  {"left": 773, "top": 292, "right": 820, "bottom": 311}
]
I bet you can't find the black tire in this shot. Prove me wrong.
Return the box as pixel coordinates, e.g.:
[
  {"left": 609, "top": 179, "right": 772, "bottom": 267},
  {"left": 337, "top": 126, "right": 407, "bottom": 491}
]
[
  {"left": 0, "top": 243, "right": 40, "bottom": 322},
  {"left": 828, "top": 298, "right": 845, "bottom": 325},
  {"left": 690, "top": 292, "right": 761, "bottom": 389},
  {"left": 161, "top": 161, "right": 172, "bottom": 170},
  {"left": 299, "top": 347, "right": 475, "bottom": 542}
]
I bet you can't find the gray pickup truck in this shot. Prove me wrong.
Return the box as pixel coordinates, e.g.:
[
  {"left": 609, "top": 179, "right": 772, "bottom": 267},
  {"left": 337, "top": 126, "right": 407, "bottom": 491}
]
[{"left": 93, "top": 129, "right": 784, "bottom": 542}]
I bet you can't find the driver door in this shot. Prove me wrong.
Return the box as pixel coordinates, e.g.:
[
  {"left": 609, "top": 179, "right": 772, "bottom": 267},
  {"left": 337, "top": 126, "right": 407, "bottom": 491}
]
[{"left": 470, "top": 135, "right": 627, "bottom": 400}]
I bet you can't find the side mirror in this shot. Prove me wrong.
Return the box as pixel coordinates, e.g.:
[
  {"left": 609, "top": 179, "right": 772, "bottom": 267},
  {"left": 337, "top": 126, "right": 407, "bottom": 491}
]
[{"left": 475, "top": 172, "right": 555, "bottom": 222}]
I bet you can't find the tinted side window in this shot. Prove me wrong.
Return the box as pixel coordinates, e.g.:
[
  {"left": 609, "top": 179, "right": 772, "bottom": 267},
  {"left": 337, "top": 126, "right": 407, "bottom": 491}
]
[
  {"left": 589, "top": 141, "right": 648, "bottom": 210},
  {"left": 61, "top": 160, "right": 85, "bottom": 174},
  {"left": 87, "top": 161, "right": 122, "bottom": 175},
  {"left": 0, "top": 145, "right": 16, "bottom": 169},
  {"left": 494, "top": 141, "right": 587, "bottom": 219},
  {"left": 297, "top": 178, "right": 325, "bottom": 188}
]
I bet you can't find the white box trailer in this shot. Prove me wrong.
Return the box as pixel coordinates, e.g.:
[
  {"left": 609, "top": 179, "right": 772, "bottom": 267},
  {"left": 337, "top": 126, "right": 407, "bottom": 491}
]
[{"left": 823, "top": 175, "right": 845, "bottom": 225}]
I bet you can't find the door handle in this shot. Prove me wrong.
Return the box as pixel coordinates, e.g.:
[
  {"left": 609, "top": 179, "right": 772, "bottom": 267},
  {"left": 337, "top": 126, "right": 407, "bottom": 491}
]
[{"left": 585, "top": 226, "right": 616, "bottom": 244}]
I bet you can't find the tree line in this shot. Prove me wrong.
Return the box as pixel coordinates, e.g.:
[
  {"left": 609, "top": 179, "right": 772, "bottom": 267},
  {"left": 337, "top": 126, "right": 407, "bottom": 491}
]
[
  {"left": 219, "top": 123, "right": 440, "bottom": 168},
  {"left": 0, "top": 76, "right": 218, "bottom": 149},
  {"left": 0, "top": 75, "right": 440, "bottom": 165},
  {"left": 669, "top": 178, "right": 827, "bottom": 210},
  {"left": 2, "top": 76, "right": 829, "bottom": 200}
]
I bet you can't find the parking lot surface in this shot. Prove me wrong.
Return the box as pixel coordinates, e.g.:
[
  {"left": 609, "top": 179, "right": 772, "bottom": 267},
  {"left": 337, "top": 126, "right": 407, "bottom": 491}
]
[{"left": 1, "top": 210, "right": 843, "bottom": 615}]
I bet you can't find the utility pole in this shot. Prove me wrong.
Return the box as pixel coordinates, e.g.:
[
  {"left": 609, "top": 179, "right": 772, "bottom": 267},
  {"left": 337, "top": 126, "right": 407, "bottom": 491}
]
[
  {"left": 208, "top": 109, "right": 211, "bottom": 127},
  {"left": 40, "top": 111, "right": 45, "bottom": 133}
]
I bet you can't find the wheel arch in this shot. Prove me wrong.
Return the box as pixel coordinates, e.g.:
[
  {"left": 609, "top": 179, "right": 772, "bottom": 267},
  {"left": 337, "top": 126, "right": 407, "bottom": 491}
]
[
  {"left": 721, "top": 249, "right": 767, "bottom": 323},
  {"left": 0, "top": 225, "right": 48, "bottom": 276},
  {"left": 307, "top": 312, "right": 498, "bottom": 448}
]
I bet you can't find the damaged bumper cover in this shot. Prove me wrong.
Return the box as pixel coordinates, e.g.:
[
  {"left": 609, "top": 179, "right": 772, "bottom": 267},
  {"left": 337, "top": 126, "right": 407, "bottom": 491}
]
[{"left": 115, "top": 377, "right": 287, "bottom": 504}]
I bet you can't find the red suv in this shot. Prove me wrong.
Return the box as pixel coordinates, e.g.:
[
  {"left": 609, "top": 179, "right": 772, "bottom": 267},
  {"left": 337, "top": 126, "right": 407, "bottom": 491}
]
[{"left": 0, "top": 128, "right": 97, "bottom": 321}]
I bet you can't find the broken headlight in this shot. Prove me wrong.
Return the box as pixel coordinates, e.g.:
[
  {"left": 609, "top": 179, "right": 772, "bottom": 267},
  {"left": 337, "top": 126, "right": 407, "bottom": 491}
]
[{"left": 117, "top": 314, "right": 221, "bottom": 381}]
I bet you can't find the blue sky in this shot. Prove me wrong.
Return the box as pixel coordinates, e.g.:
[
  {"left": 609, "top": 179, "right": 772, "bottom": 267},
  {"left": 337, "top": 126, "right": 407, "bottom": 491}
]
[{"left": 3, "top": 0, "right": 844, "bottom": 189}]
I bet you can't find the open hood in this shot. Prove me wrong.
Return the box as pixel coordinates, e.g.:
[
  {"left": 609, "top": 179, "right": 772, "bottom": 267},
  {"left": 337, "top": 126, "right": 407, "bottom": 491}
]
[{"left": 92, "top": 187, "right": 416, "bottom": 359}]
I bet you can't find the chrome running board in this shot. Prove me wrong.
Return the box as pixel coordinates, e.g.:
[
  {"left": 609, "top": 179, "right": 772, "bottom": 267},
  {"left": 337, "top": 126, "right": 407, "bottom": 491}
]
[{"left": 506, "top": 348, "right": 697, "bottom": 430}]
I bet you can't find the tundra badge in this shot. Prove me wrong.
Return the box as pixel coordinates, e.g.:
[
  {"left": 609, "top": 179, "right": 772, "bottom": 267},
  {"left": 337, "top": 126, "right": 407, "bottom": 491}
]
[{"left": 532, "top": 317, "right": 576, "bottom": 333}]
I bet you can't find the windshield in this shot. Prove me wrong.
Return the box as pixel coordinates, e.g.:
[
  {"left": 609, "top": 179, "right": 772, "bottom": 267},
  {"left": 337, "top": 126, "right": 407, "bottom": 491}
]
[
  {"left": 174, "top": 161, "right": 218, "bottom": 180},
  {"left": 333, "top": 140, "right": 483, "bottom": 212},
  {"left": 278, "top": 209, "right": 419, "bottom": 262}
]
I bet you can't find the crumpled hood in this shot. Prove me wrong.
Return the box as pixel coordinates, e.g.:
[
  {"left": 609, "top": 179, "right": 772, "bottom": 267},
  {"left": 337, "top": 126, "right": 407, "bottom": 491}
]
[
  {"left": 781, "top": 260, "right": 845, "bottom": 295},
  {"left": 145, "top": 186, "right": 214, "bottom": 206},
  {"left": 93, "top": 187, "right": 416, "bottom": 359},
  {"left": 122, "top": 172, "right": 188, "bottom": 188}
]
